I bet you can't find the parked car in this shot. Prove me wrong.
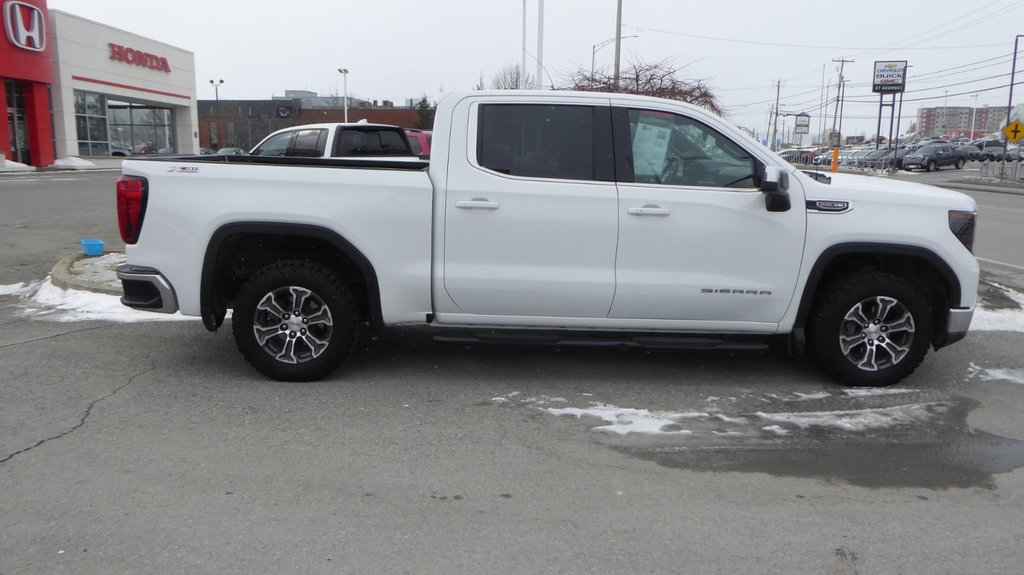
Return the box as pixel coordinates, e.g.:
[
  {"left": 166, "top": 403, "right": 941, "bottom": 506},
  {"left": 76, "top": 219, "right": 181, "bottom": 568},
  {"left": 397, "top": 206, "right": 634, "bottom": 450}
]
[
  {"left": 843, "top": 149, "right": 872, "bottom": 166},
  {"left": 902, "top": 144, "right": 966, "bottom": 171},
  {"left": 858, "top": 149, "right": 892, "bottom": 168},
  {"left": 110, "top": 145, "right": 132, "bottom": 157},
  {"left": 957, "top": 145, "right": 981, "bottom": 161},
  {"left": 214, "top": 147, "right": 248, "bottom": 156},
  {"left": 404, "top": 129, "right": 432, "bottom": 159},
  {"left": 979, "top": 146, "right": 1006, "bottom": 162},
  {"left": 875, "top": 148, "right": 911, "bottom": 169}
]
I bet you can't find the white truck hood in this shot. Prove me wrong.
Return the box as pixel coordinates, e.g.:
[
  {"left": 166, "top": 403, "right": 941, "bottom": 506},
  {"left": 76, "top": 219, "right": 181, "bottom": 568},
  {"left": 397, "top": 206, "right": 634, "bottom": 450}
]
[{"left": 798, "top": 171, "right": 976, "bottom": 211}]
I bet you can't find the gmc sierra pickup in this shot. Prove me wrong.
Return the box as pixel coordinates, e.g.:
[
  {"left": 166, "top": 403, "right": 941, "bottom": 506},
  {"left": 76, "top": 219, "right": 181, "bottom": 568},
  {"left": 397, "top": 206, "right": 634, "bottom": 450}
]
[{"left": 116, "top": 90, "right": 979, "bottom": 386}]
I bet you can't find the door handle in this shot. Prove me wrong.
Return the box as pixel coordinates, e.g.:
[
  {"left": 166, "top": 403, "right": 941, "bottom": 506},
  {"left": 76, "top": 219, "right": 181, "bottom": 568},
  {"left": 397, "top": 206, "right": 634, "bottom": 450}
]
[
  {"left": 455, "top": 199, "right": 500, "bottom": 210},
  {"left": 627, "top": 205, "right": 671, "bottom": 216}
]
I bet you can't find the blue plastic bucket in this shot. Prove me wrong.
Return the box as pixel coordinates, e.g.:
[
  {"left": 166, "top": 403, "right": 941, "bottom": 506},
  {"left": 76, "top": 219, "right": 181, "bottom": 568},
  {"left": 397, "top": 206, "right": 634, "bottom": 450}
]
[{"left": 81, "top": 239, "right": 105, "bottom": 257}]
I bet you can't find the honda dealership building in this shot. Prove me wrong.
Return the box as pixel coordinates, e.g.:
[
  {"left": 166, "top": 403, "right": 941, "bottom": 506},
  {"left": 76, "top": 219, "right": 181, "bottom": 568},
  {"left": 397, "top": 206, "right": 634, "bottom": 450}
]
[{"left": 1, "top": 0, "right": 197, "bottom": 166}]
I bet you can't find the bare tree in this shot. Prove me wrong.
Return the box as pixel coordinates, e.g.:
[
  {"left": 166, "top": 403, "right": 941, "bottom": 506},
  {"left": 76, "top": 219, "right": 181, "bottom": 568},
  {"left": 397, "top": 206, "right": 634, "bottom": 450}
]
[
  {"left": 562, "top": 58, "right": 722, "bottom": 115},
  {"left": 489, "top": 62, "right": 535, "bottom": 90}
]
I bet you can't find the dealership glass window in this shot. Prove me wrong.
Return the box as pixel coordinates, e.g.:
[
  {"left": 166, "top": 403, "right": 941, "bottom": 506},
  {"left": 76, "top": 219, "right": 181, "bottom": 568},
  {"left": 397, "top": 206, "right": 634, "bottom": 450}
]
[
  {"left": 74, "top": 90, "right": 110, "bottom": 156},
  {"left": 108, "top": 101, "right": 175, "bottom": 154}
]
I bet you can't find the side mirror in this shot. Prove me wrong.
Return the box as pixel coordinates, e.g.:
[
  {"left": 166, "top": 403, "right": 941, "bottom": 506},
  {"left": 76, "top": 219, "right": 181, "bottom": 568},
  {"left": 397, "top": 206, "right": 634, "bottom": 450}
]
[{"left": 761, "top": 166, "right": 791, "bottom": 212}]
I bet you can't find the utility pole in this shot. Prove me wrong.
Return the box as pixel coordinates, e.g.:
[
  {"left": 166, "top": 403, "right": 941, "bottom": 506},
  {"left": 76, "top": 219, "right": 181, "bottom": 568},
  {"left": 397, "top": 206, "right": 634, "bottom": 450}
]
[
  {"left": 613, "top": 0, "right": 623, "bottom": 90},
  {"left": 830, "top": 57, "right": 853, "bottom": 172},
  {"left": 770, "top": 80, "right": 781, "bottom": 151},
  {"left": 536, "top": 0, "right": 544, "bottom": 88},
  {"left": 521, "top": 0, "right": 527, "bottom": 89}
]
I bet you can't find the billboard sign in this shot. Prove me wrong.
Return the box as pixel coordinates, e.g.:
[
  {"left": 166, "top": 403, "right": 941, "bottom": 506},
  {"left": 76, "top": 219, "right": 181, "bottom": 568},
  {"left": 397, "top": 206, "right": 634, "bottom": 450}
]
[
  {"left": 872, "top": 61, "right": 907, "bottom": 93},
  {"left": 794, "top": 113, "right": 810, "bottom": 135}
]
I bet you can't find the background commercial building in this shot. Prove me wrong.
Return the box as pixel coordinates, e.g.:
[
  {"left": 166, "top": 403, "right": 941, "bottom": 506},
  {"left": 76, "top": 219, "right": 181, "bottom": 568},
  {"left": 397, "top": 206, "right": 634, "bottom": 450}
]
[{"left": 0, "top": 0, "right": 198, "bottom": 166}]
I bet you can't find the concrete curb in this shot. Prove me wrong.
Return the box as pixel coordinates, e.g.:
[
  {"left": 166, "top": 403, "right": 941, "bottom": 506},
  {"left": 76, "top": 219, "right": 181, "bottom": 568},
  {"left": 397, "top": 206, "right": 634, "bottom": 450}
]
[{"left": 50, "top": 252, "right": 123, "bottom": 296}]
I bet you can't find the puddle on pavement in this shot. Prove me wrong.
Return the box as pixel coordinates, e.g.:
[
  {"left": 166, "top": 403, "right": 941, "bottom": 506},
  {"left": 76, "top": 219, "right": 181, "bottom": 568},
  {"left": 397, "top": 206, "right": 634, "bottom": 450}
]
[{"left": 511, "top": 390, "right": 1024, "bottom": 489}]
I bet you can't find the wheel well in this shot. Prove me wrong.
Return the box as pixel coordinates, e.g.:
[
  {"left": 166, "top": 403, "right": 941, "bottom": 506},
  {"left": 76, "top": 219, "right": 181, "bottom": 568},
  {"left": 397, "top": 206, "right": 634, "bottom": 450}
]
[
  {"left": 201, "top": 224, "right": 381, "bottom": 332},
  {"left": 797, "top": 249, "right": 957, "bottom": 346}
]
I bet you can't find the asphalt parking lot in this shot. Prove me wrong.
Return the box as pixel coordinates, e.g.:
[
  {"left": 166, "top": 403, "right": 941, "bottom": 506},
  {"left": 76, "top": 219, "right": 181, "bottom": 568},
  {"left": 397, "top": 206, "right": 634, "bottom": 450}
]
[{"left": 2, "top": 169, "right": 1023, "bottom": 574}]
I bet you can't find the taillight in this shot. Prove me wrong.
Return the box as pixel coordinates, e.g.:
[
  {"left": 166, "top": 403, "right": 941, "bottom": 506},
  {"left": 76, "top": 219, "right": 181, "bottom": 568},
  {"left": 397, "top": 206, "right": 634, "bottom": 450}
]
[
  {"left": 116, "top": 175, "right": 148, "bottom": 244},
  {"left": 948, "top": 210, "right": 976, "bottom": 253}
]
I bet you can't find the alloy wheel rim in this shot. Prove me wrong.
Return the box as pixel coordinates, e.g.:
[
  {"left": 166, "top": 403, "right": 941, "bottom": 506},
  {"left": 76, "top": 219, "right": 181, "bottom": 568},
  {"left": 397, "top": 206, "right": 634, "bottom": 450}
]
[
  {"left": 838, "top": 296, "right": 915, "bottom": 372},
  {"left": 252, "top": 286, "right": 334, "bottom": 364}
]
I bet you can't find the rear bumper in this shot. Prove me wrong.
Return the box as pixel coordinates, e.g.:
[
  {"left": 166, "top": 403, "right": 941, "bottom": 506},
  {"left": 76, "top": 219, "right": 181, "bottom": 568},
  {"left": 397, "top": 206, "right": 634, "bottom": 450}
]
[
  {"left": 116, "top": 264, "right": 178, "bottom": 314},
  {"left": 936, "top": 307, "right": 974, "bottom": 349}
]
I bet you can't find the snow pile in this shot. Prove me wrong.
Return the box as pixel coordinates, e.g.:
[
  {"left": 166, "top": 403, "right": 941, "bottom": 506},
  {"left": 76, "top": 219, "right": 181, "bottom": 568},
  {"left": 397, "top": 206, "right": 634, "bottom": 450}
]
[
  {"left": 50, "top": 156, "right": 96, "bottom": 168},
  {"left": 1, "top": 279, "right": 196, "bottom": 323},
  {"left": 972, "top": 284, "right": 1024, "bottom": 332},
  {"left": 2, "top": 159, "right": 32, "bottom": 171}
]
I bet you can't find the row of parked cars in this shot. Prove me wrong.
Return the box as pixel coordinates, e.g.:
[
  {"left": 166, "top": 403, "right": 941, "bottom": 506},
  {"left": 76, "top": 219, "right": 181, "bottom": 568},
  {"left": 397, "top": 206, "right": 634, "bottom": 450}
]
[{"left": 784, "top": 138, "right": 1021, "bottom": 171}]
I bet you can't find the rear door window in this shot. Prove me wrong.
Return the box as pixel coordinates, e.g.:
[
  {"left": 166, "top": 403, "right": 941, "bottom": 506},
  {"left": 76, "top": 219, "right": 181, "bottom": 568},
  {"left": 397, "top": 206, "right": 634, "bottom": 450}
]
[{"left": 476, "top": 104, "right": 613, "bottom": 181}]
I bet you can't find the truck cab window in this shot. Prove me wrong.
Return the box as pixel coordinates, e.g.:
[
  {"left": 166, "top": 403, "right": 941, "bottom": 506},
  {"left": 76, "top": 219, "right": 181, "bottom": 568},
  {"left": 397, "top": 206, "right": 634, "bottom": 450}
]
[
  {"left": 291, "top": 129, "right": 328, "bottom": 157},
  {"left": 251, "top": 131, "right": 294, "bottom": 157},
  {"left": 628, "top": 109, "right": 756, "bottom": 189},
  {"left": 478, "top": 104, "right": 597, "bottom": 181}
]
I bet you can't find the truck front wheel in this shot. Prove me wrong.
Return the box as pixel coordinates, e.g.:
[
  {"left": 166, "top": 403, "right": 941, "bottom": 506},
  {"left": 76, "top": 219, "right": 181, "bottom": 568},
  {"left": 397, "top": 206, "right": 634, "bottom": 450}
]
[
  {"left": 232, "top": 260, "right": 358, "bottom": 381},
  {"left": 809, "top": 272, "right": 933, "bottom": 387}
]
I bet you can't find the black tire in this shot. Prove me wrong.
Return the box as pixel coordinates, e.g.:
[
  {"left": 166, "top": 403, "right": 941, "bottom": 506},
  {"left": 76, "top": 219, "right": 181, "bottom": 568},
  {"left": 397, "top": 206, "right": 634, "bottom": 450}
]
[
  {"left": 808, "top": 272, "right": 933, "bottom": 387},
  {"left": 927, "top": 160, "right": 937, "bottom": 172},
  {"left": 954, "top": 158, "right": 964, "bottom": 169},
  {"left": 232, "top": 260, "right": 359, "bottom": 381}
]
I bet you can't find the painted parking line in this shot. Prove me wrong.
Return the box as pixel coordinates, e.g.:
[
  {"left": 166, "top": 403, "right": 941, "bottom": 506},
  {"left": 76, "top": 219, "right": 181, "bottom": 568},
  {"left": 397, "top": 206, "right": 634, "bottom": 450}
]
[{"left": 978, "top": 257, "right": 1024, "bottom": 272}]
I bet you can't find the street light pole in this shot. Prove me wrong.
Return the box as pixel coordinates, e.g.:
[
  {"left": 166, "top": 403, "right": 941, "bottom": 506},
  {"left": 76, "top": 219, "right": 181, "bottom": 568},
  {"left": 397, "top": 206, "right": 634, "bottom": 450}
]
[
  {"left": 591, "top": 35, "right": 638, "bottom": 78},
  {"left": 209, "top": 79, "right": 223, "bottom": 148},
  {"left": 337, "top": 68, "right": 349, "bottom": 122},
  {"left": 971, "top": 93, "right": 978, "bottom": 139}
]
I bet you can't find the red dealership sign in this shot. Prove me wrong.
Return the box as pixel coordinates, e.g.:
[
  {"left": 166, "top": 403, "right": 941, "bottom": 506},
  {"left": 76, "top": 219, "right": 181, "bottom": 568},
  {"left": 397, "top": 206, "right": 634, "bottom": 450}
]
[
  {"left": 108, "top": 42, "right": 172, "bottom": 73},
  {"left": 0, "top": 0, "right": 53, "bottom": 83}
]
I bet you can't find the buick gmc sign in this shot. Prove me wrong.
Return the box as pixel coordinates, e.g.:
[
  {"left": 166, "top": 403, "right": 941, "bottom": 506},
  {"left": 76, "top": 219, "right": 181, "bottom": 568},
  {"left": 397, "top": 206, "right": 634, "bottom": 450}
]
[{"left": 4, "top": 0, "right": 45, "bottom": 52}]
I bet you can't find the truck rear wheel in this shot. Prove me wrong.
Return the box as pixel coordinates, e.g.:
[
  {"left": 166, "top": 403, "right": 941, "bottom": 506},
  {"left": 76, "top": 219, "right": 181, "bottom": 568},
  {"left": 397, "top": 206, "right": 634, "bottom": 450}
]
[
  {"left": 954, "top": 158, "right": 965, "bottom": 169},
  {"left": 232, "top": 260, "right": 358, "bottom": 381},
  {"left": 809, "top": 272, "right": 933, "bottom": 387}
]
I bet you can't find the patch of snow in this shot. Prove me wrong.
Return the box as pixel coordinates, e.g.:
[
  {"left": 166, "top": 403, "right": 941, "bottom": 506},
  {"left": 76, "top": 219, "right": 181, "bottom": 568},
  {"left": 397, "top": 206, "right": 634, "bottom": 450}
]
[
  {"left": 762, "top": 425, "right": 790, "bottom": 436},
  {"left": 51, "top": 156, "right": 96, "bottom": 168},
  {"left": 842, "top": 388, "right": 919, "bottom": 398},
  {"left": 15, "top": 278, "right": 196, "bottom": 323},
  {"left": 972, "top": 284, "right": 1024, "bottom": 333},
  {"left": 3, "top": 159, "right": 32, "bottom": 171},
  {"left": 792, "top": 391, "right": 832, "bottom": 400},
  {"left": 544, "top": 404, "right": 708, "bottom": 436},
  {"left": 0, "top": 282, "right": 34, "bottom": 295},
  {"left": 754, "top": 404, "right": 936, "bottom": 432},
  {"left": 968, "top": 362, "right": 1024, "bottom": 385}
]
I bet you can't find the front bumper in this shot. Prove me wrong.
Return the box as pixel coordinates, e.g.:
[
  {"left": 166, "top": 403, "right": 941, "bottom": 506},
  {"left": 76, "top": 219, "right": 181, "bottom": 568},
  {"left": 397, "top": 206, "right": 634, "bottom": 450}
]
[
  {"left": 116, "top": 264, "right": 179, "bottom": 314},
  {"left": 936, "top": 307, "right": 974, "bottom": 349}
]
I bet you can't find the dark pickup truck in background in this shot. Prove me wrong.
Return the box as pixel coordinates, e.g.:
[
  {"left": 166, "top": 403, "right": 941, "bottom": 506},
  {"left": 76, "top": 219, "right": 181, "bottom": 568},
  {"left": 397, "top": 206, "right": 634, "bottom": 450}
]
[{"left": 902, "top": 143, "right": 966, "bottom": 171}]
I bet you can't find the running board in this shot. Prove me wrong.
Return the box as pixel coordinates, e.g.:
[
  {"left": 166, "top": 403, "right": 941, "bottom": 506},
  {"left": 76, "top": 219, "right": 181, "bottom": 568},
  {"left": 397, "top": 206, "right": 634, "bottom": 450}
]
[{"left": 433, "top": 332, "right": 770, "bottom": 352}]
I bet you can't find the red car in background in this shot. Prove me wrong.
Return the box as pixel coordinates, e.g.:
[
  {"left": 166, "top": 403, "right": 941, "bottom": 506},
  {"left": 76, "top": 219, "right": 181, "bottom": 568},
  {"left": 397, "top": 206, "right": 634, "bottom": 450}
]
[{"left": 405, "top": 129, "right": 432, "bottom": 159}]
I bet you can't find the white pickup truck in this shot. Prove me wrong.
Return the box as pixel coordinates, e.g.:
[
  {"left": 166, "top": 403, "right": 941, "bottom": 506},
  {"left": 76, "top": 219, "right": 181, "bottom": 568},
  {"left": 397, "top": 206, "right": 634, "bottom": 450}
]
[{"left": 116, "top": 90, "right": 979, "bottom": 386}]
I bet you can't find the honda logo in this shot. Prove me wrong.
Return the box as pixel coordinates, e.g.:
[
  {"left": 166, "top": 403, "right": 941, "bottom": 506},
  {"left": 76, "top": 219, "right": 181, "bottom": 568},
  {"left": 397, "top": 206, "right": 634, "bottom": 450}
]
[{"left": 4, "top": 1, "right": 45, "bottom": 52}]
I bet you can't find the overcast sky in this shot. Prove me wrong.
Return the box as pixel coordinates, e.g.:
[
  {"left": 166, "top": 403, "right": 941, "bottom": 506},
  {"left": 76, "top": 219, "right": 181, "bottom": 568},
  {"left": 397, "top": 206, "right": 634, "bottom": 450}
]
[{"left": 47, "top": 0, "right": 1024, "bottom": 141}]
